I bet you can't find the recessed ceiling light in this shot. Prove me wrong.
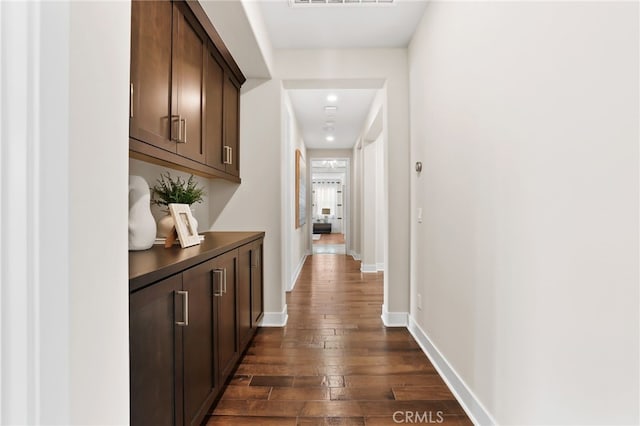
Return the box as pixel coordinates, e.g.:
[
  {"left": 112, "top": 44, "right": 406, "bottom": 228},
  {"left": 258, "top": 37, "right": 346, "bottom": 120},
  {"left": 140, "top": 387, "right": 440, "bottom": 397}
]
[
  {"left": 327, "top": 94, "right": 338, "bottom": 102},
  {"left": 324, "top": 106, "right": 337, "bottom": 113},
  {"left": 326, "top": 135, "right": 335, "bottom": 142}
]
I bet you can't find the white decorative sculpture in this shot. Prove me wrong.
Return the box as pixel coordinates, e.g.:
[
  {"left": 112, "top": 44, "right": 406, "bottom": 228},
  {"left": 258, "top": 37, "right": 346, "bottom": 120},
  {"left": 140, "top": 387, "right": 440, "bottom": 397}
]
[{"left": 129, "top": 175, "right": 156, "bottom": 250}]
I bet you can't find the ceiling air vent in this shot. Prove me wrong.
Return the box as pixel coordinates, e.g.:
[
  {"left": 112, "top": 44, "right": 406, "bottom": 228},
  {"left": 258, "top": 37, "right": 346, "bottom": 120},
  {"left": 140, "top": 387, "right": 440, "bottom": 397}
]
[{"left": 291, "top": 0, "right": 393, "bottom": 5}]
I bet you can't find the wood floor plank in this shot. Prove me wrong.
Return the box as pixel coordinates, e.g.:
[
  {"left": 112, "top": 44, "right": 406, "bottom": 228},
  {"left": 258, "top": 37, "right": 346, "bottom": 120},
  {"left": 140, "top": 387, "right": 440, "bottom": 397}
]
[
  {"left": 269, "top": 387, "right": 331, "bottom": 401},
  {"left": 220, "top": 385, "right": 271, "bottom": 400},
  {"left": 392, "top": 385, "right": 456, "bottom": 401},
  {"left": 204, "top": 255, "right": 470, "bottom": 424},
  {"left": 206, "top": 416, "right": 297, "bottom": 425}
]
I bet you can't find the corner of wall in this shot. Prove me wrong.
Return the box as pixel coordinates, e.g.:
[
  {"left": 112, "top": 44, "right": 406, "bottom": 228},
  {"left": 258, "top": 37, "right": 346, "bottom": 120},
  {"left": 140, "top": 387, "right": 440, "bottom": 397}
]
[
  {"left": 259, "top": 304, "right": 288, "bottom": 327},
  {"left": 407, "top": 316, "right": 496, "bottom": 426},
  {"left": 380, "top": 304, "right": 408, "bottom": 327}
]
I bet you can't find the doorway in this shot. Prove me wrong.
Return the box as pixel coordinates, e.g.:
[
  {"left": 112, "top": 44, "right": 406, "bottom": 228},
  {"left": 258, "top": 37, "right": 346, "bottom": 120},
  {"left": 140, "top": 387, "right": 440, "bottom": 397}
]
[{"left": 311, "top": 158, "right": 349, "bottom": 255}]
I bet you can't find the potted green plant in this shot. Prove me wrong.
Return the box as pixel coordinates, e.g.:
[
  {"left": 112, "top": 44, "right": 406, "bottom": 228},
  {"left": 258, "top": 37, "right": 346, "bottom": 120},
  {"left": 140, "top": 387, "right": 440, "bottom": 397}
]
[
  {"left": 152, "top": 172, "right": 205, "bottom": 207},
  {"left": 152, "top": 173, "right": 205, "bottom": 237}
]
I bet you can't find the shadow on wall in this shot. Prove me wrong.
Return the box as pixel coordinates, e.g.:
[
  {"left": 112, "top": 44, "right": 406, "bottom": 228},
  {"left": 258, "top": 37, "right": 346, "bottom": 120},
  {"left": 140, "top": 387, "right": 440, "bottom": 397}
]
[{"left": 208, "top": 178, "right": 240, "bottom": 226}]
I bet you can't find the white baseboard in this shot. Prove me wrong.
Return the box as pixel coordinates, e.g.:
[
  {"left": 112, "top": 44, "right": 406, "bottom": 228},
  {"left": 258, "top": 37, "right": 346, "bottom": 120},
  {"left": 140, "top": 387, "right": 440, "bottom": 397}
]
[
  {"left": 381, "top": 304, "right": 408, "bottom": 327},
  {"left": 349, "top": 251, "right": 361, "bottom": 261},
  {"left": 376, "top": 262, "right": 384, "bottom": 272},
  {"left": 259, "top": 305, "right": 288, "bottom": 327},
  {"left": 288, "top": 254, "right": 308, "bottom": 292},
  {"left": 360, "top": 263, "right": 377, "bottom": 273},
  {"left": 408, "top": 316, "right": 496, "bottom": 426}
]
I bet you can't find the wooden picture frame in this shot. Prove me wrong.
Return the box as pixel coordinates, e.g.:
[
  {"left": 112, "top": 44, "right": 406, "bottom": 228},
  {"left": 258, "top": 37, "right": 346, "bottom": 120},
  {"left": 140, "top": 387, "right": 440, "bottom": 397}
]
[
  {"left": 169, "top": 203, "right": 201, "bottom": 248},
  {"left": 295, "top": 149, "right": 307, "bottom": 228}
]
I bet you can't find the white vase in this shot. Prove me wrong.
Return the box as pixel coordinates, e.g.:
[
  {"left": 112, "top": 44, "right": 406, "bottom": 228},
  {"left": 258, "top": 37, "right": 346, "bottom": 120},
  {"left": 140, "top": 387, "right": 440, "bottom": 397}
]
[
  {"left": 128, "top": 176, "right": 156, "bottom": 250},
  {"left": 157, "top": 213, "right": 174, "bottom": 238}
]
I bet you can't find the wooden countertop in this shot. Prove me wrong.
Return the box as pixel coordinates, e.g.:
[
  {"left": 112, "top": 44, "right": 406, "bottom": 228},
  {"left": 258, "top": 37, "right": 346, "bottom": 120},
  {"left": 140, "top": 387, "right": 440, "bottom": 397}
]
[{"left": 129, "top": 231, "right": 264, "bottom": 292}]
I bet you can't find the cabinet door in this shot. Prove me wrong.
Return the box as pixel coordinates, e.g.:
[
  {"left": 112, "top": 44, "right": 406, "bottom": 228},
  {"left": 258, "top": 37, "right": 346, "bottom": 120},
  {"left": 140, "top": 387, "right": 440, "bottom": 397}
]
[
  {"left": 223, "top": 75, "right": 240, "bottom": 177},
  {"left": 212, "top": 250, "right": 238, "bottom": 381},
  {"left": 130, "top": 274, "right": 183, "bottom": 426},
  {"left": 172, "top": 2, "right": 205, "bottom": 163},
  {"left": 182, "top": 261, "right": 218, "bottom": 426},
  {"left": 250, "top": 240, "right": 264, "bottom": 327},
  {"left": 237, "top": 244, "right": 252, "bottom": 348},
  {"left": 130, "top": 0, "right": 175, "bottom": 152},
  {"left": 204, "top": 47, "right": 225, "bottom": 172}
]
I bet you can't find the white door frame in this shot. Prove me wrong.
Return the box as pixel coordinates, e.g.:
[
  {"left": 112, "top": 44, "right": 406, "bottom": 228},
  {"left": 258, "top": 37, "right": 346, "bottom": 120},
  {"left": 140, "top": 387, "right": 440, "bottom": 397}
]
[{"left": 308, "top": 157, "right": 351, "bottom": 254}]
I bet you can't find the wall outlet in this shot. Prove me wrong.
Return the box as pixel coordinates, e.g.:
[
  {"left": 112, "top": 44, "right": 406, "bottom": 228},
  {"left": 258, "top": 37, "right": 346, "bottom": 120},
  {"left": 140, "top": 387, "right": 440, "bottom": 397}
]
[{"left": 417, "top": 293, "right": 422, "bottom": 310}]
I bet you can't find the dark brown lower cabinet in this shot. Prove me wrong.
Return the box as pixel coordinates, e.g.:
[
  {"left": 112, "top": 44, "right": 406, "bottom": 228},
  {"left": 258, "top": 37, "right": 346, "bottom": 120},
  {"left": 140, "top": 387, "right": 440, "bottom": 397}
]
[
  {"left": 250, "top": 239, "right": 264, "bottom": 328},
  {"left": 238, "top": 239, "right": 264, "bottom": 349},
  {"left": 182, "top": 260, "right": 217, "bottom": 426},
  {"left": 210, "top": 249, "right": 239, "bottom": 383},
  {"left": 130, "top": 236, "right": 263, "bottom": 426},
  {"left": 130, "top": 274, "right": 182, "bottom": 426},
  {"left": 238, "top": 244, "right": 252, "bottom": 349}
]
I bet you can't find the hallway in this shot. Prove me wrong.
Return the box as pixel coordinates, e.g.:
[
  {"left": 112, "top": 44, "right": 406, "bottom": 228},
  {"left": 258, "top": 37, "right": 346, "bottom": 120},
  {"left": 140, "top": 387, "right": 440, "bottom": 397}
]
[{"left": 207, "top": 255, "right": 471, "bottom": 425}]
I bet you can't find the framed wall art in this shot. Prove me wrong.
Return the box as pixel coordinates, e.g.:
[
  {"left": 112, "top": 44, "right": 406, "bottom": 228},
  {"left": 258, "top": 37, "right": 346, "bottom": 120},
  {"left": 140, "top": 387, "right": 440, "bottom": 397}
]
[{"left": 295, "top": 149, "right": 307, "bottom": 228}]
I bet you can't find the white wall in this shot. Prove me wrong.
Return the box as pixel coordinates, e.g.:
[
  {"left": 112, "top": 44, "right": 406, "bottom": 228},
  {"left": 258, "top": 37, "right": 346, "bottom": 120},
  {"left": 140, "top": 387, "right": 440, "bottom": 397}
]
[
  {"left": 374, "top": 137, "right": 385, "bottom": 271},
  {"left": 2, "top": 1, "right": 131, "bottom": 423},
  {"left": 209, "top": 78, "right": 285, "bottom": 318},
  {"left": 68, "top": 2, "right": 131, "bottom": 424},
  {"left": 409, "top": 2, "right": 639, "bottom": 424},
  {"left": 129, "top": 158, "right": 211, "bottom": 233},
  {"left": 351, "top": 141, "right": 363, "bottom": 259},
  {"left": 361, "top": 139, "right": 378, "bottom": 272},
  {"left": 307, "top": 149, "right": 352, "bottom": 160},
  {"left": 284, "top": 92, "right": 308, "bottom": 291},
  {"left": 277, "top": 49, "right": 410, "bottom": 315}
]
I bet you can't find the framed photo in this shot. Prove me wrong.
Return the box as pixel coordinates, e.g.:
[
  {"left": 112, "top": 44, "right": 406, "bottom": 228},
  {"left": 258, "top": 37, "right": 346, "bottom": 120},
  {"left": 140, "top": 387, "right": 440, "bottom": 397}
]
[
  {"left": 169, "top": 203, "right": 201, "bottom": 248},
  {"left": 295, "top": 149, "right": 307, "bottom": 228}
]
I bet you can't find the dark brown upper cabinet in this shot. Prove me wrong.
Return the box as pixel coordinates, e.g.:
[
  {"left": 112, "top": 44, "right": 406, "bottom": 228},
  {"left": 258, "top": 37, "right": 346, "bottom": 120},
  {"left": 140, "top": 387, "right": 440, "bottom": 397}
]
[
  {"left": 223, "top": 74, "right": 240, "bottom": 177},
  {"left": 129, "top": 0, "right": 173, "bottom": 151},
  {"left": 204, "top": 47, "right": 225, "bottom": 172},
  {"left": 172, "top": 2, "right": 205, "bottom": 164},
  {"left": 129, "top": 0, "right": 245, "bottom": 183}
]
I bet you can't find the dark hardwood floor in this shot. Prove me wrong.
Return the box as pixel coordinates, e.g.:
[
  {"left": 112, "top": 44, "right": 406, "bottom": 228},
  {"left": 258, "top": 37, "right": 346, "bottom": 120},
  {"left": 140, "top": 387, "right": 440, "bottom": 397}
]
[{"left": 206, "top": 254, "right": 472, "bottom": 425}]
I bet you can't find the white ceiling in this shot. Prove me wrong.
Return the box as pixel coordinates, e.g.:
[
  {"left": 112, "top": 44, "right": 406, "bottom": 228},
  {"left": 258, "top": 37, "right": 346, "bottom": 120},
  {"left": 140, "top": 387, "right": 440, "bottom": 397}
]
[
  {"left": 258, "top": 0, "right": 429, "bottom": 49},
  {"left": 202, "top": 0, "right": 429, "bottom": 151},
  {"left": 288, "top": 89, "right": 378, "bottom": 149}
]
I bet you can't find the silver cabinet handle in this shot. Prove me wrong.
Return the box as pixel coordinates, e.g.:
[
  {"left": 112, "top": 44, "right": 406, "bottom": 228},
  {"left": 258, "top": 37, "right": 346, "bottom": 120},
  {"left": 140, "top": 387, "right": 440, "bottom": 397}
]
[
  {"left": 171, "top": 115, "right": 181, "bottom": 142},
  {"left": 223, "top": 146, "right": 231, "bottom": 165},
  {"left": 179, "top": 118, "right": 187, "bottom": 144},
  {"left": 222, "top": 268, "right": 227, "bottom": 294},
  {"left": 176, "top": 290, "right": 189, "bottom": 326},
  {"left": 213, "top": 269, "right": 224, "bottom": 296},
  {"left": 130, "top": 83, "right": 134, "bottom": 118},
  {"left": 228, "top": 147, "right": 232, "bottom": 165}
]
